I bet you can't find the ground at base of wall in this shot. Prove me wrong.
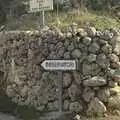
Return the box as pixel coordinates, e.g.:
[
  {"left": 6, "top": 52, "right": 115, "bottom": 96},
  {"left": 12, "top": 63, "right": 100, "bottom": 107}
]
[
  {"left": 82, "top": 115, "right": 120, "bottom": 120},
  {"left": 37, "top": 112, "right": 120, "bottom": 120}
]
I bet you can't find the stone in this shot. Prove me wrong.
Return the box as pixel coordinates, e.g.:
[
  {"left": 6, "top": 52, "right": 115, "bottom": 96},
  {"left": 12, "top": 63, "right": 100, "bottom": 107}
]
[
  {"left": 108, "top": 94, "right": 120, "bottom": 109},
  {"left": 41, "top": 72, "right": 49, "bottom": 80},
  {"left": 108, "top": 81, "right": 118, "bottom": 88},
  {"left": 82, "top": 62, "right": 101, "bottom": 75},
  {"left": 65, "top": 32, "right": 72, "bottom": 38},
  {"left": 108, "top": 54, "right": 119, "bottom": 63},
  {"left": 96, "top": 53, "right": 110, "bottom": 68},
  {"left": 77, "top": 28, "right": 87, "bottom": 37},
  {"left": 64, "top": 52, "right": 70, "bottom": 59},
  {"left": 69, "top": 102, "right": 83, "bottom": 113},
  {"left": 6, "top": 86, "right": 16, "bottom": 97},
  {"left": 47, "top": 101, "right": 58, "bottom": 111},
  {"left": 64, "top": 40, "right": 70, "bottom": 47},
  {"left": 74, "top": 114, "right": 81, "bottom": 120},
  {"left": 99, "top": 39, "right": 108, "bottom": 45},
  {"left": 113, "top": 110, "right": 120, "bottom": 116},
  {"left": 112, "top": 35, "right": 120, "bottom": 47},
  {"left": 113, "top": 46, "right": 120, "bottom": 55},
  {"left": 87, "top": 97, "right": 107, "bottom": 116},
  {"left": 87, "top": 54, "right": 97, "bottom": 63},
  {"left": 83, "top": 76, "right": 107, "bottom": 87},
  {"left": 73, "top": 72, "right": 82, "bottom": 85},
  {"left": 78, "top": 43, "right": 88, "bottom": 52},
  {"left": 101, "top": 44, "right": 112, "bottom": 54},
  {"left": 110, "top": 85, "right": 120, "bottom": 95},
  {"left": 68, "top": 84, "right": 81, "bottom": 101},
  {"left": 36, "top": 105, "right": 45, "bottom": 111},
  {"left": 48, "top": 73, "right": 58, "bottom": 86},
  {"left": 87, "top": 27, "right": 96, "bottom": 37},
  {"left": 63, "top": 73, "right": 72, "bottom": 88},
  {"left": 63, "top": 100, "right": 70, "bottom": 110},
  {"left": 110, "top": 62, "right": 120, "bottom": 69},
  {"left": 67, "top": 42, "right": 75, "bottom": 51},
  {"left": 99, "top": 30, "right": 113, "bottom": 40},
  {"left": 72, "top": 49, "right": 81, "bottom": 58},
  {"left": 82, "top": 37, "right": 92, "bottom": 46},
  {"left": 82, "top": 87, "right": 95, "bottom": 102},
  {"left": 57, "top": 47, "right": 65, "bottom": 57},
  {"left": 97, "top": 88, "right": 110, "bottom": 102},
  {"left": 112, "top": 74, "right": 120, "bottom": 83},
  {"left": 79, "top": 52, "right": 88, "bottom": 63},
  {"left": 88, "top": 42, "right": 100, "bottom": 53},
  {"left": 106, "top": 68, "right": 115, "bottom": 77}
]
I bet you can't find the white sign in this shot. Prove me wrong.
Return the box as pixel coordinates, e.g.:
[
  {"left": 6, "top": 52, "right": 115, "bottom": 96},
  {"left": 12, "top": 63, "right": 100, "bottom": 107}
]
[
  {"left": 29, "top": 0, "right": 53, "bottom": 12},
  {"left": 41, "top": 60, "right": 77, "bottom": 71}
]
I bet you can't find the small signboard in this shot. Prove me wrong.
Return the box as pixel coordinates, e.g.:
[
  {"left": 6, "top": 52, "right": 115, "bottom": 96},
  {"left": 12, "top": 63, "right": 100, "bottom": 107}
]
[
  {"left": 41, "top": 60, "right": 77, "bottom": 71},
  {"left": 29, "top": 0, "right": 53, "bottom": 12}
]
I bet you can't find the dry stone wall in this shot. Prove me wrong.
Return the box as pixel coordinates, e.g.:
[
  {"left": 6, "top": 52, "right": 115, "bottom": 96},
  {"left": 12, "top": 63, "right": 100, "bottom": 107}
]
[{"left": 1, "top": 25, "right": 120, "bottom": 116}]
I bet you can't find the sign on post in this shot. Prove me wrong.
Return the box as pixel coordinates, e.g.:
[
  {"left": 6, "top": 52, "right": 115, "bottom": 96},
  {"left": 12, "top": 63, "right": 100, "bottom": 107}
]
[
  {"left": 41, "top": 59, "right": 77, "bottom": 114},
  {"left": 29, "top": 0, "right": 53, "bottom": 28},
  {"left": 41, "top": 60, "right": 77, "bottom": 71},
  {"left": 29, "top": 0, "right": 53, "bottom": 12}
]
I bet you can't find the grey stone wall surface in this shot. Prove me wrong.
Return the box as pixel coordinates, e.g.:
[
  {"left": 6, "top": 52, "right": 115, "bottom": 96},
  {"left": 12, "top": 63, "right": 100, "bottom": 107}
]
[{"left": 0, "top": 26, "right": 120, "bottom": 116}]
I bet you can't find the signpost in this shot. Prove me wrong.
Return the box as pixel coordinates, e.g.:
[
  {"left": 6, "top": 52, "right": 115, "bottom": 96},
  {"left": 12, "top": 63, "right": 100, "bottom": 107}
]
[
  {"left": 41, "top": 60, "right": 77, "bottom": 71},
  {"left": 29, "top": 0, "right": 53, "bottom": 28},
  {"left": 41, "top": 60, "right": 77, "bottom": 114}
]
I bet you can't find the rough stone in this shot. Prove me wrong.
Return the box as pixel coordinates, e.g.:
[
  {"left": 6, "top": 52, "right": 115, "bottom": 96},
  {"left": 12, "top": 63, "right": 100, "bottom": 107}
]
[
  {"left": 87, "top": 97, "right": 107, "bottom": 116},
  {"left": 73, "top": 72, "right": 82, "bottom": 85},
  {"left": 47, "top": 101, "right": 58, "bottom": 111},
  {"left": 87, "top": 54, "right": 97, "bottom": 63},
  {"left": 78, "top": 43, "right": 88, "bottom": 52},
  {"left": 63, "top": 100, "right": 70, "bottom": 110},
  {"left": 68, "top": 84, "right": 81, "bottom": 101},
  {"left": 74, "top": 114, "right": 81, "bottom": 120},
  {"left": 72, "top": 49, "right": 81, "bottom": 58},
  {"left": 108, "top": 53, "right": 119, "bottom": 63},
  {"left": 82, "top": 62, "right": 101, "bottom": 75},
  {"left": 64, "top": 52, "right": 70, "bottom": 59},
  {"left": 88, "top": 42, "right": 100, "bottom": 53},
  {"left": 69, "top": 102, "right": 83, "bottom": 113},
  {"left": 99, "top": 30, "right": 113, "bottom": 40},
  {"left": 63, "top": 73, "right": 72, "bottom": 88},
  {"left": 83, "top": 76, "right": 107, "bottom": 87},
  {"left": 110, "top": 62, "right": 120, "bottom": 69},
  {"left": 96, "top": 53, "right": 110, "bottom": 68},
  {"left": 108, "top": 94, "right": 120, "bottom": 109},
  {"left": 82, "top": 37, "right": 92, "bottom": 46},
  {"left": 67, "top": 42, "right": 75, "bottom": 51},
  {"left": 110, "top": 86, "right": 120, "bottom": 96},
  {"left": 97, "top": 88, "right": 110, "bottom": 102},
  {"left": 101, "top": 44, "right": 112, "bottom": 54},
  {"left": 82, "top": 87, "right": 95, "bottom": 102},
  {"left": 77, "top": 28, "right": 88, "bottom": 37},
  {"left": 87, "top": 27, "right": 96, "bottom": 37},
  {"left": 99, "top": 39, "right": 108, "bottom": 45}
]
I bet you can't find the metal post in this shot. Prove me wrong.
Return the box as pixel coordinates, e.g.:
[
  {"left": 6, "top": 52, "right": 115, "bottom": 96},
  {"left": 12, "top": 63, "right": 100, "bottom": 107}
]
[
  {"left": 39, "top": 11, "right": 45, "bottom": 29},
  {"left": 58, "top": 72, "right": 63, "bottom": 113},
  {"left": 42, "top": 11, "right": 45, "bottom": 27},
  {"left": 57, "top": 0, "right": 60, "bottom": 27}
]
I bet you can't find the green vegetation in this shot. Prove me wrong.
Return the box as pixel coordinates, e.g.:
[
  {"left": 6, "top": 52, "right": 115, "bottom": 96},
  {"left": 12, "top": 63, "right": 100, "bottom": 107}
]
[{"left": 6, "top": 10, "right": 120, "bottom": 30}]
